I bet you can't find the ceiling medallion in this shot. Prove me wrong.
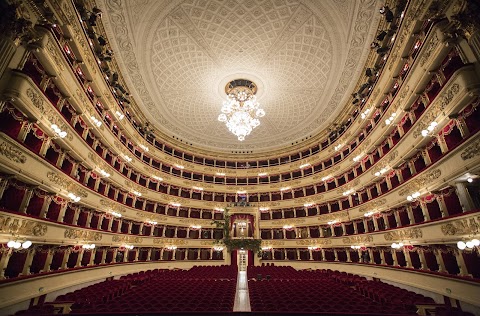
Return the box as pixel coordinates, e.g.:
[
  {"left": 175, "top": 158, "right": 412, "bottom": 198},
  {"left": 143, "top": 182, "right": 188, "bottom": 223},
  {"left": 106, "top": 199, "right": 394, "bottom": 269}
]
[{"left": 218, "top": 79, "right": 265, "bottom": 141}]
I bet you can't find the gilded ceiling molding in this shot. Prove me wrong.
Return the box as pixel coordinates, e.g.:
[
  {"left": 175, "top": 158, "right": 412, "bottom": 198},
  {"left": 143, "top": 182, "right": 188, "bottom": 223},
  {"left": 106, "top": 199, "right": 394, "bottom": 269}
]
[
  {"left": 0, "top": 215, "right": 47, "bottom": 236},
  {"left": 397, "top": 169, "right": 442, "bottom": 196},
  {"left": 384, "top": 228, "right": 423, "bottom": 241},
  {"left": 112, "top": 235, "right": 143, "bottom": 243},
  {"left": 296, "top": 239, "right": 331, "bottom": 246},
  {"left": 342, "top": 235, "right": 373, "bottom": 244},
  {"left": 153, "top": 238, "right": 188, "bottom": 245},
  {"left": 460, "top": 137, "right": 480, "bottom": 160},
  {"left": 64, "top": 228, "right": 102, "bottom": 241},
  {"left": 441, "top": 217, "right": 480, "bottom": 236},
  {"left": 0, "top": 141, "right": 27, "bottom": 164}
]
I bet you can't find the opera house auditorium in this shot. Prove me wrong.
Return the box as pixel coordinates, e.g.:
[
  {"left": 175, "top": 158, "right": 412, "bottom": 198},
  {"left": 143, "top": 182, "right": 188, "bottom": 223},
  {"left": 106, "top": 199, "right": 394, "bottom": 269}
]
[{"left": 0, "top": 0, "right": 479, "bottom": 315}]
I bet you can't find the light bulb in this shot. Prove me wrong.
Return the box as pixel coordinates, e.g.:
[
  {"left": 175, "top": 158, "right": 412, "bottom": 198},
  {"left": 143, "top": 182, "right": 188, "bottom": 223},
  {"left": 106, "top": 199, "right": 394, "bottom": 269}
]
[
  {"left": 466, "top": 241, "right": 474, "bottom": 249},
  {"left": 14, "top": 241, "right": 21, "bottom": 249},
  {"left": 7, "top": 240, "right": 15, "bottom": 248},
  {"left": 457, "top": 241, "right": 466, "bottom": 250},
  {"left": 22, "top": 241, "right": 32, "bottom": 249},
  {"left": 472, "top": 239, "right": 480, "bottom": 246}
]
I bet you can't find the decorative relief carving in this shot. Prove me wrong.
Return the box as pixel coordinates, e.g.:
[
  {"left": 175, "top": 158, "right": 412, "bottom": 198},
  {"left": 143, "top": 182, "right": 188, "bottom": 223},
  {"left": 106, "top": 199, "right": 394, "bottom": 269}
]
[
  {"left": 358, "top": 198, "right": 387, "bottom": 213},
  {"left": 47, "top": 172, "right": 88, "bottom": 198},
  {"left": 413, "top": 84, "right": 460, "bottom": 138},
  {"left": 296, "top": 239, "right": 332, "bottom": 246},
  {"left": 200, "top": 240, "right": 216, "bottom": 246},
  {"left": 273, "top": 218, "right": 306, "bottom": 225},
  {"left": 64, "top": 228, "right": 102, "bottom": 241},
  {"left": 262, "top": 240, "right": 285, "bottom": 246},
  {"left": 319, "top": 211, "right": 349, "bottom": 222},
  {"left": 461, "top": 138, "right": 480, "bottom": 160},
  {"left": 100, "top": 199, "right": 126, "bottom": 213},
  {"left": 398, "top": 169, "right": 441, "bottom": 195},
  {"left": 0, "top": 141, "right": 27, "bottom": 164},
  {"left": 153, "top": 238, "right": 188, "bottom": 245},
  {"left": 178, "top": 218, "right": 210, "bottom": 226},
  {"left": 441, "top": 217, "right": 479, "bottom": 236},
  {"left": 342, "top": 235, "right": 373, "bottom": 244},
  {"left": 112, "top": 235, "right": 143, "bottom": 243},
  {"left": 384, "top": 228, "right": 423, "bottom": 241},
  {"left": 46, "top": 39, "right": 65, "bottom": 71},
  {"left": 0, "top": 215, "right": 47, "bottom": 236},
  {"left": 419, "top": 33, "right": 439, "bottom": 66},
  {"left": 135, "top": 212, "right": 166, "bottom": 222}
]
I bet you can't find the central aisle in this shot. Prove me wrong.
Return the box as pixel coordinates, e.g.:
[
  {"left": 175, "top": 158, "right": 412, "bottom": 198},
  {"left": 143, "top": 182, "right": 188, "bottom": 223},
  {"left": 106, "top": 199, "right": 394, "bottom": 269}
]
[{"left": 233, "top": 271, "right": 251, "bottom": 312}]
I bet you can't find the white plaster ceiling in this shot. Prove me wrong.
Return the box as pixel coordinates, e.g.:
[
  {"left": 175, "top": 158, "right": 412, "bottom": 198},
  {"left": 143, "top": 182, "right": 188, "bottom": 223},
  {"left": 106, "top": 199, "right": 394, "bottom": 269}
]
[{"left": 98, "top": 0, "right": 381, "bottom": 153}]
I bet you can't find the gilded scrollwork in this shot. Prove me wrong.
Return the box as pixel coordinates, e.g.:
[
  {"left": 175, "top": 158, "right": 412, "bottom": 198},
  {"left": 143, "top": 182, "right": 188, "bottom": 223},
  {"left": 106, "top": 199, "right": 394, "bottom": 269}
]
[
  {"left": 461, "top": 138, "right": 480, "bottom": 160},
  {"left": 153, "top": 238, "right": 188, "bottom": 245},
  {"left": 112, "top": 235, "right": 142, "bottom": 243},
  {"left": 398, "top": 169, "right": 441, "bottom": 195},
  {"left": 342, "top": 235, "right": 373, "bottom": 244},
  {"left": 441, "top": 217, "right": 480, "bottom": 236},
  {"left": 0, "top": 141, "right": 27, "bottom": 164},
  {"left": 0, "top": 215, "right": 47, "bottom": 236},
  {"left": 296, "top": 239, "right": 331, "bottom": 246},
  {"left": 64, "top": 228, "right": 102, "bottom": 241},
  {"left": 384, "top": 228, "right": 423, "bottom": 241}
]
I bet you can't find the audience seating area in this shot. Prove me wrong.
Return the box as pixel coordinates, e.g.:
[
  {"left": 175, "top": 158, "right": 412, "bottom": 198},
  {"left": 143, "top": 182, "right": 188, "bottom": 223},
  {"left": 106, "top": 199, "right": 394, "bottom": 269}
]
[
  {"left": 247, "top": 266, "right": 433, "bottom": 315},
  {"left": 12, "top": 265, "right": 476, "bottom": 315}
]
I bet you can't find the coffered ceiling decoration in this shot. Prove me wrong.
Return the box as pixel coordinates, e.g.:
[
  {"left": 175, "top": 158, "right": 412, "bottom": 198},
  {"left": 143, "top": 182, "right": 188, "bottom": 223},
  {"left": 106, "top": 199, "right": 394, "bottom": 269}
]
[{"left": 99, "top": 0, "right": 381, "bottom": 153}]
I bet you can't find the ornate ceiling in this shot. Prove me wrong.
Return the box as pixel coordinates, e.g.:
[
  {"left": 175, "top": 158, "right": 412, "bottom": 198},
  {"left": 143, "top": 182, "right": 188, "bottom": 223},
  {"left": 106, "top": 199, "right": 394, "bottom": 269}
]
[{"left": 98, "top": 0, "right": 381, "bottom": 153}]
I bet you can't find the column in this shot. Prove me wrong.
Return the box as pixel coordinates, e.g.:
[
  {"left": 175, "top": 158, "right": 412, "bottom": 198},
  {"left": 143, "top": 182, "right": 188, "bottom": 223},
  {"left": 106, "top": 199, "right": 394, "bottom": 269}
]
[
  {"left": 420, "top": 202, "right": 431, "bottom": 221},
  {"left": 454, "top": 250, "right": 472, "bottom": 277},
  {"left": 406, "top": 206, "right": 415, "bottom": 225},
  {"left": 38, "top": 195, "right": 53, "bottom": 218},
  {"left": 346, "top": 249, "right": 352, "bottom": 262},
  {"left": 0, "top": 248, "right": 13, "bottom": 278},
  {"left": 333, "top": 249, "right": 339, "bottom": 262},
  {"left": 85, "top": 212, "right": 93, "bottom": 228},
  {"left": 147, "top": 248, "right": 153, "bottom": 261},
  {"left": 19, "top": 248, "right": 34, "bottom": 275},
  {"left": 382, "top": 214, "right": 389, "bottom": 229},
  {"left": 454, "top": 183, "right": 475, "bottom": 212},
  {"left": 434, "top": 249, "right": 446, "bottom": 273},
  {"left": 379, "top": 249, "right": 386, "bottom": 265},
  {"left": 321, "top": 249, "right": 326, "bottom": 261},
  {"left": 57, "top": 203, "right": 68, "bottom": 222},
  {"left": 393, "top": 211, "right": 401, "bottom": 228},
  {"left": 18, "top": 187, "right": 35, "bottom": 214},
  {"left": 367, "top": 248, "right": 374, "bottom": 264},
  {"left": 341, "top": 223, "right": 347, "bottom": 236},
  {"left": 209, "top": 248, "right": 213, "bottom": 260},
  {"left": 436, "top": 195, "right": 449, "bottom": 217},
  {"left": 42, "top": 249, "right": 54, "bottom": 273},
  {"left": 101, "top": 249, "right": 107, "bottom": 264},
  {"left": 89, "top": 249, "right": 96, "bottom": 266},
  {"left": 418, "top": 249, "right": 428, "bottom": 270},
  {"left": 403, "top": 248, "right": 413, "bottom": 268},
  {"left": 60, "top": 250, "right": 70, "bottom": 270},
  {"left": 392, "top": 250, "right": 399, "bottom": 267},
  {"left": 372, "top": 217, "right": 379, "bottom": 231},
  {"left": 309, "top": 249, "right": 313, "bottom": 261},
  {"left": 134, "top": 250, "right": 140, "bottom": 261},
  {"left": 296, "top": 248, "right": 300, "bottom": 260},
  {"left": 160, "top": 248, "right": 165, "bottom": 260},
  {"left": 112, "top": 249, "right": 118, "bottom": 263},
  {"left": 172, "top": 249, "right": 177, "bottom": 260},
  {"left": 353, "top": 222, "right": 358, "bottom": 234},
  {"left": 75, "top": 249, "right": 84, "bottom": 267},
  {"left": 196, "top": 249, "right": 201, "bottom": 260}
]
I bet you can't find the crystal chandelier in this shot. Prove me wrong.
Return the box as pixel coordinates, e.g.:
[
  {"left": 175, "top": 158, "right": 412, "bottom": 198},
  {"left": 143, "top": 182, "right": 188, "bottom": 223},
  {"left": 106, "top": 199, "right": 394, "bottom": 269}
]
[{"left": 218, "top": 79, "right": 265, "bottom": 141}]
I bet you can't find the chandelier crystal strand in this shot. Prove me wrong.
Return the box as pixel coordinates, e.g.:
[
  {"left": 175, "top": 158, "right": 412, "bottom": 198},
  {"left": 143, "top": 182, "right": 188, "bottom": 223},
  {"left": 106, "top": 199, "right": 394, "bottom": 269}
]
[{"left": 218, "top": 80, "right": 265, "bottom": 141}]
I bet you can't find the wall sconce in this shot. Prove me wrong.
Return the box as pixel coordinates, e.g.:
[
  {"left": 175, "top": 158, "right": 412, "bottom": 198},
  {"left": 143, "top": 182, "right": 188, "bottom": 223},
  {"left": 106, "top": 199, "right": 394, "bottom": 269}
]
[
  {"left": 82, "top": 244, "right": 95, "bottom": 249},
  {"left": 385, "top": 112, "right": 397, "bottom": 125},
  {"left": 67, "top": 192, "right": 81, "bottom": 202},
  {"left": 421, "top": 121, "right": 438, "bottom": 137},
  {"left": 406, "top": 191, "right": 420, "bottom": 201},
  {"left": 90, "top": 115, "right": 102, "bottom": 127},
  {"left": 51, "top": 124, "right": 67, "bottom": 138},
  {"left": 7, "top": 240, "right": 32, "bottom": 249}
]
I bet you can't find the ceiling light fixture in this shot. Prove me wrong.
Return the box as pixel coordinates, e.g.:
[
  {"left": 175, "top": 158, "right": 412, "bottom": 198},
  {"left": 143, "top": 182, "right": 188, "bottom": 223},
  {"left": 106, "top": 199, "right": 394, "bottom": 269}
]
[{"left": 218, "top": 79, "right": 265, "bottom": 141}]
